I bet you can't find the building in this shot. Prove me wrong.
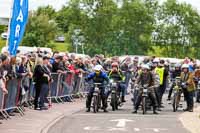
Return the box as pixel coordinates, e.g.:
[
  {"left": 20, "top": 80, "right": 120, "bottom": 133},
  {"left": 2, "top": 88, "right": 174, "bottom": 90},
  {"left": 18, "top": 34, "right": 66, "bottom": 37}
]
[{"left": 0, "top": 0, "right": 12, "bottom": 25}]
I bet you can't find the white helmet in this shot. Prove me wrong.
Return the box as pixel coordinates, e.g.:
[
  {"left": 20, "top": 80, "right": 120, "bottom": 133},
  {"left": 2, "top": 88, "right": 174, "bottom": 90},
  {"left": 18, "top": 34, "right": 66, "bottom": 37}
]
[
  {"left": 175, "top": 63, "right": 181, "bottom": 68},
  {"left": 141, "top": 64, "right": 150, "bottom": 70},
  {"left": 181, "top": 64, "right": 189, "bottom": 69},
  {"left": 153, "top": 58, "right": 160, "bottom": 63},
  {"left": 164, "top": 62, "right": 169, "bottom": 66},
  {"left": 93, "top": 65, "right": 103, "bottom": 71}
]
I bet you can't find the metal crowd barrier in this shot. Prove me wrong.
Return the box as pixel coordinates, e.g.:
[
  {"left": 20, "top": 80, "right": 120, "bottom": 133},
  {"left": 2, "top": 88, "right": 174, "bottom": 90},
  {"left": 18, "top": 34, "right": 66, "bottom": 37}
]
[
  {"left": 0, "top": 86, "right": 8, "bottom": 119},
  {"left": 48, "top": 73, "right": 61, "bottom": 103},
  {"left": 77, "top": 73, "right": 89, "bottom": 97},
  {"left": 47, "top": 72, "right": 88, "bottom": 103},
  {"left": 0, "top": 71, "right": 88, "bottom": 120}
]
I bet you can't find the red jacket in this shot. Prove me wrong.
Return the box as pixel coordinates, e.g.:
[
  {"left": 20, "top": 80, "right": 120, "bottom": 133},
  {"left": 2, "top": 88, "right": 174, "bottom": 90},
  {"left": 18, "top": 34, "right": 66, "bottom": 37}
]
[{"left": 68, "top": 64, "right": 80, "bottom": 74}]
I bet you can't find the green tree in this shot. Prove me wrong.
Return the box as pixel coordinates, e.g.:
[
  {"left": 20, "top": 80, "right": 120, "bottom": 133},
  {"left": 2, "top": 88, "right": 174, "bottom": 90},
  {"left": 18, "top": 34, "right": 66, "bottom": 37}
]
[
  {"left": 152, "top": 0, "right": 200, "bottom": 58},
  {"left": 22, "top": 12, "right": 57, "bottom": 48},
  {"left": 53, "top": 0, "right": 200, "bottom": 57},
  {"left": 0, "top": 25, "right": 7, "bottom": 34},
  {"left": 36, "top": 5, "right": 56, "bottom": 20}
]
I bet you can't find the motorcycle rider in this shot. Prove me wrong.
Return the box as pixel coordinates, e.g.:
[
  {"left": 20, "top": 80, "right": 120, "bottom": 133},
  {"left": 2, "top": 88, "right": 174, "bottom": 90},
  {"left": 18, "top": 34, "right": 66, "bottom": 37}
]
[
  {"left": 148, "top": 62, "right": 161, "bottom": 111},
  {"left": 155, "top": 60, "right": 168, "bottom": 108},
  {"left": 181, "top": 64, "right": 195, "bottom": 112},
  {"left": 85, "top": 65, "right": 109, "bottom": 112},
  {"left": 132, "top": 64, "right": 159, "bottom": 114},
  {"left": 194, "top": 65, "right": 200, "bottom": 102},
  {"left": 108, "top": 62, "right": 126, "bottom": 102},
  {"left": 167, "top": 63, "right": 181, "bottom": 100}
]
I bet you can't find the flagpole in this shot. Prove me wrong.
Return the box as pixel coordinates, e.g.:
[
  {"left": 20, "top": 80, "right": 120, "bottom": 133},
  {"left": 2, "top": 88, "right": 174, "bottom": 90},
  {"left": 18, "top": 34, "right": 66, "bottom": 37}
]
[{"left": 6, "top": 0, "right": 14, "bottom": 48}]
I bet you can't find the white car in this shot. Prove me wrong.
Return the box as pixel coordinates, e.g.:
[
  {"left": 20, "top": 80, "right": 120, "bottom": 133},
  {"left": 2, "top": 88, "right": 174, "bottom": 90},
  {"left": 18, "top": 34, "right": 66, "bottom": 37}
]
[
  {"left": 1, "top": 46, "right": 52, "bottom": 55},
  {"left": 55, "top": 36, "right": 65, "bottom": 42},
  {"left": 1, "top": 32, "right": 8, "bottom": 40}
]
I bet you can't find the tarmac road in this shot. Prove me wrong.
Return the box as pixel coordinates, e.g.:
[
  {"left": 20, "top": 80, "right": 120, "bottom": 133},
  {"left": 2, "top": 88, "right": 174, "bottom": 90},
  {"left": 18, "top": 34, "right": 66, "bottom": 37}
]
[{"left": 48, "top": 95, "right": 190, "bottom": 133}]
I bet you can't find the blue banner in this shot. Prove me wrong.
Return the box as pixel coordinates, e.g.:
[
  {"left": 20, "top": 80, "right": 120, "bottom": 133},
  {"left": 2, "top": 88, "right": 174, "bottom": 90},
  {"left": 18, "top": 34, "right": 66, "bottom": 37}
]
[{"left": 8, "top": 0, "right": 29, "bottom": 56}]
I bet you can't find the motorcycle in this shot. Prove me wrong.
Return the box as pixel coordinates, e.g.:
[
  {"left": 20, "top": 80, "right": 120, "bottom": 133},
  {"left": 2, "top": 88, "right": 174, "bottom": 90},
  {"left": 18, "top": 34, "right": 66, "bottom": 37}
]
[
  {"left": 172, "top": 77, "right": 182, "bottom": 112},
  {"left": 140, "top": 84, "right": 150, "bottom": 114},
  {"left": 194, "top": 78, "right": 200, "bottom": 103},
  {"left": 131, "top": 83, "right": 140, "bottom": 106},
  {"left": 109, "top": 79, "right": 121, "bottom": 111},
  {"left": 92, "top": 83, "right": 103, "bottom": 113},
  {"left": 130, "top": 73, "right": 140, "bottom": 106}
]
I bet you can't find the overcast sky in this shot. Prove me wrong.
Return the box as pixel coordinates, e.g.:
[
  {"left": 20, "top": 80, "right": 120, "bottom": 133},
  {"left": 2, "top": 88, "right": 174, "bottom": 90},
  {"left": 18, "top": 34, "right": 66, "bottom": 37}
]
[{"left": 0, "top": 0, "right": 200, "bottom": 18}]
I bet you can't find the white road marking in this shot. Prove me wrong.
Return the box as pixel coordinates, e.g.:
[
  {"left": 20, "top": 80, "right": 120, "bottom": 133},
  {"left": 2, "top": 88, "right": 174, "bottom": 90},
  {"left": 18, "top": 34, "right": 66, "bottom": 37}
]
[
  {"left": 83, "top": 126, "right": 100, "bottom": 131},
  {"left": 134, "top": 128, "right": 140, "bottom": 132},
  {"left": 154, "top": 128, "right": 159, "bottom": 132},
  {"left": 108, "top": 127, "right": 127, "bottom": 131},
  {"left": 145, "top": 128, "right": 168, "bottom": 132},
  {"left": 110, "top": 119, "right": 134, "bottom": 128}
]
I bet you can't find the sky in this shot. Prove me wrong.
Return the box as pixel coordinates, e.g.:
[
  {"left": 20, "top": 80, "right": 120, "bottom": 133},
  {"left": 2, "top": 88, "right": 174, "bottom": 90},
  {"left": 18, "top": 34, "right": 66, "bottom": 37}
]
[{"left": 0, "top": 0, "right": 200, "bottom": 18}]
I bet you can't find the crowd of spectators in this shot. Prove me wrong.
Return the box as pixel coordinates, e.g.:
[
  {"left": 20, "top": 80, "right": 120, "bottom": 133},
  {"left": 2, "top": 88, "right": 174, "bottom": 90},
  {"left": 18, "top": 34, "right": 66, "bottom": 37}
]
[{"left": 0, "top": 48, "right": 199, "bottom": 124}]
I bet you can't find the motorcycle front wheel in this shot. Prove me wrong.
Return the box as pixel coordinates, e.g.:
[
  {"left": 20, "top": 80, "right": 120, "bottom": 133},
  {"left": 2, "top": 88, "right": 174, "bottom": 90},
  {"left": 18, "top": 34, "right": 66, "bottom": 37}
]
[
  {"left": 142, "top": 97, "right": 146, "bottom": 114},
  {"left": 111, "top": 93, "right": 117, "bottom": 111},
  {"left": 93, "top": 95, "right": 98, "bottom": 113}
]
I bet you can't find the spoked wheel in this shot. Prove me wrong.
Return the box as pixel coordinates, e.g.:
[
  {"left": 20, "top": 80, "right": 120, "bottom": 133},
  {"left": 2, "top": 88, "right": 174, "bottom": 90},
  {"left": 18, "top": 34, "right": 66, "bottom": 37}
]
[
  {"left": 111, "top": 93, "right": 117, "bottom": 111},
  {"left": 142, "top": 97, "right": 146, "bottom": 114},
  {"left": 173, "top": 93, "right": 180, "bottom": 112},
  {"left": 93, "top": 96, "right": 98, "bottom": 113},
  {"left": 172, "top": 98, "right": 176, "bottom": 112}
]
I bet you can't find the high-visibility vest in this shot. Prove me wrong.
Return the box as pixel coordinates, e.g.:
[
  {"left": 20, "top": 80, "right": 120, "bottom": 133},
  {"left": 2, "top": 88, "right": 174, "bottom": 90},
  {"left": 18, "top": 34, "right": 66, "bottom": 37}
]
[
  {"left": 155, "top": 67, "right": 165, "bottom": 85},
  {"left": 108, "top": 70, "right": 125, "bottom": 81}
]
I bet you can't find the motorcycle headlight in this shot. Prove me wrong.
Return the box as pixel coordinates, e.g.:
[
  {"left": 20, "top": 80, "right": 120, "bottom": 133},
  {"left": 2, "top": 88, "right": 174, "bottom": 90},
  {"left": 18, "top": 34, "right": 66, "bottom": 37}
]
[
  {"left": 181, "top": 83, "right": 186, "bottom": 86},
  {"left": 174, "top": 86, "right": 179, "bottom": 90},
  {"left": 143, "top": 89, "right": 148, "bottom": 93},
  {"left": 110, "top": 79, "right": 114, "bottom": 83},
  {"left": 143, "top": 84, "right": 148, "bottom": 88},
  {"left": 112, "top": 83, "right": 117, "bottom": 86},
  {"left": 94, "top": 87, "right": 99, "bottom": 92}
]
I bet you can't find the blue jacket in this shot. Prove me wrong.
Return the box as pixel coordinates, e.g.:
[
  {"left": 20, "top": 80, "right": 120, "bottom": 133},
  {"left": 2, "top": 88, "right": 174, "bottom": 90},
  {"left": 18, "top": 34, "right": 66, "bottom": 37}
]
[{"left": 86, "top": 72, "right": 109, "bottom": 83}]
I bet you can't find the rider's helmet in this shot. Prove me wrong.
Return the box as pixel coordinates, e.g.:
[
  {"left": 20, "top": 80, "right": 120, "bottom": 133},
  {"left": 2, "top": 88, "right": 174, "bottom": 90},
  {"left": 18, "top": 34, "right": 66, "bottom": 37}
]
[
  {"left": 175, "top": 63, "right": 181, "bottom": 68},
  {"left": 94, "top": 65, "right": 103, "bottom": 75},
  {"left": 147, "top": 62, "right": 154, "bottom": 70},
  {"left": 141, "top": 64, "right": 150, "bottom": 70},
  {"left": 181, "top": 64, "right": 189, "bottom": 69},
  {"left": 196, "top": 62, "right": 200, "bottom": 69},
  {"left": 153, "top": 58, "right": 160, "bottom": 63},
  {"left": 164, "top": 62, "right": 169, "bottom": 66},
  {"left": 111, "top": 62, "right": 119, "bottom": 68}
]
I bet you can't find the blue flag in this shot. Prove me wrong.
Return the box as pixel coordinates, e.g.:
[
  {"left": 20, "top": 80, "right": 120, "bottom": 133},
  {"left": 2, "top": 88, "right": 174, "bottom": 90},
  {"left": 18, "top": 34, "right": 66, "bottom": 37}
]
[{"left": 8, "top": 0, "right": 29, "bottom": 56}]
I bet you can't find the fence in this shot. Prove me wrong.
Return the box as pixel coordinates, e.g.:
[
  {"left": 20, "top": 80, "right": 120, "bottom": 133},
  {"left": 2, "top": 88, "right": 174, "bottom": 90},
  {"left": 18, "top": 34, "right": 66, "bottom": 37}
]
[{"left": 0, "top": 72, "right": 88, "bottom": 120}]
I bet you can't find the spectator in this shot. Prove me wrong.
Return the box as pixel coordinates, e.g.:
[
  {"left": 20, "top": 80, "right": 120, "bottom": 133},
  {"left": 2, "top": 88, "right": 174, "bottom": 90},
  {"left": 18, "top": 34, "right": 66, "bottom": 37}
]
[
  {"left": 75, "top": 57, "right": 86, "bottom": 72},
  {"left": 33, "top": 57, "right": 44, "bottom": 110},
  {"left": 103, "top": 59, "right": 112, "bottom": 71},
  {"left": 91, "top": 58, "right": 97, "bottom": 69},
  {"left": 52, "top": 55, "right": 65, "bottom": 73},
  {"left": 84, "top": 59, "right": 93, "bottom": 73}
]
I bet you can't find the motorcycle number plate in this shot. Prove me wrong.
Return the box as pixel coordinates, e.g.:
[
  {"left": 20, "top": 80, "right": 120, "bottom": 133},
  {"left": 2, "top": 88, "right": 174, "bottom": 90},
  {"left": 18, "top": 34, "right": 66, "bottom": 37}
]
[
  {"left": 143, "top": 89, "right": 148, "bottom": 93},
  {"left": 93, "top": 93, "right": 98, "bottom": 96},
  {"left": 94, "top": 87, "right": 99, "bottom": 92},
  {"left": 112, "top": 83, "right": 117, "bottom": 86},
  {"left": 142, "top": 94, "right": 147, "bottom": 96},
  {"left": 112, "top": 90, "right": 116, "bottom": 93}
]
